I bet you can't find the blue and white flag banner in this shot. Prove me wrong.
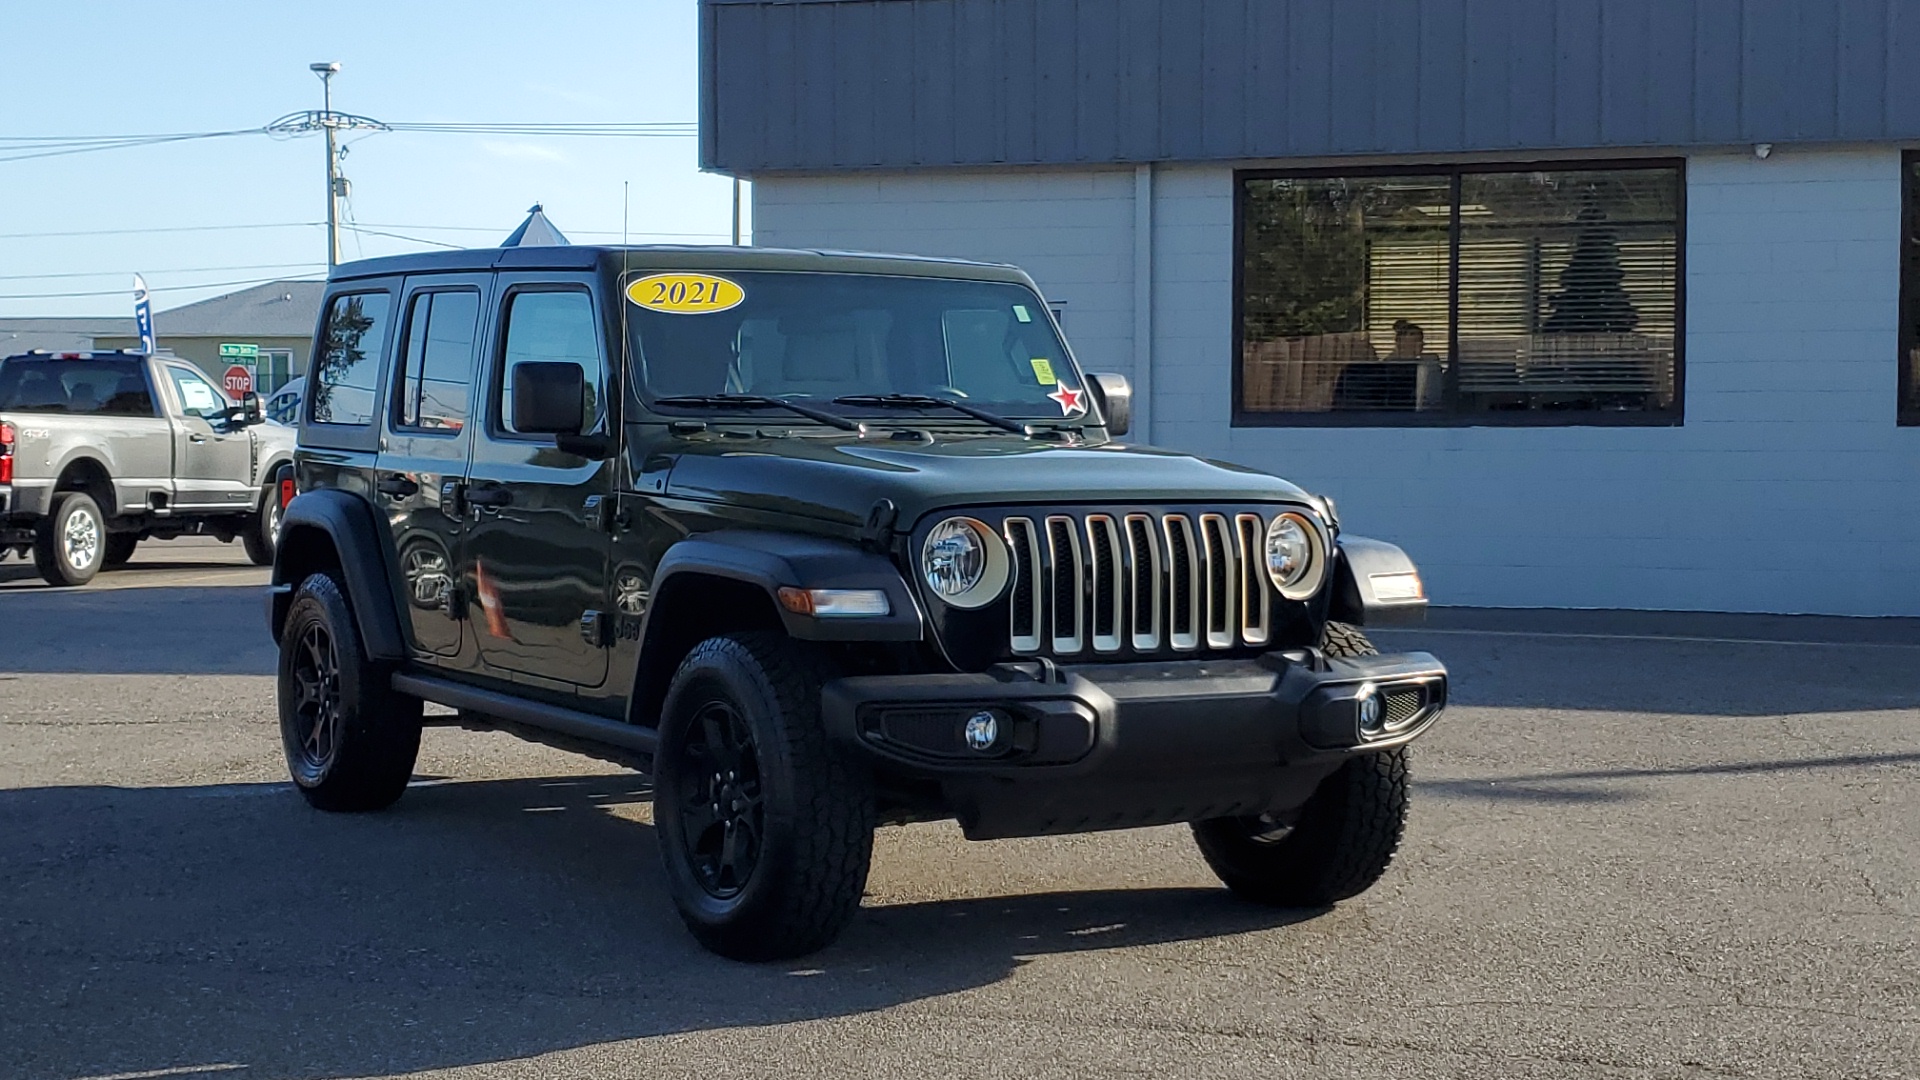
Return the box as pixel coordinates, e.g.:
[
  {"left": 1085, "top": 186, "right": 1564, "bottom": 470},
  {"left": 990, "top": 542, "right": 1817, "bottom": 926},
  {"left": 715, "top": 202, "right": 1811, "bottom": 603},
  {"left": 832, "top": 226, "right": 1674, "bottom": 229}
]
[{"left": 132, "top": 274, "right": 155, "bottom": 354}]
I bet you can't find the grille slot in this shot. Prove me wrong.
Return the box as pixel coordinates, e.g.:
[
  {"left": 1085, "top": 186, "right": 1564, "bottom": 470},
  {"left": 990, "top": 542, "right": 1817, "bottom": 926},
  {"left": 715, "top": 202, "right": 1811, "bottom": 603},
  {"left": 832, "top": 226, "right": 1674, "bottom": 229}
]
[
  {"left": 1124, "top": 514, "right": 1162, "bottom": 651},
  {"left": 1236, "top": 513, "right": 1271, "bottom": 645},
  {"left": 1200, "top": 514, "right": 1236, "bottom": 649},
  {"left": 1005, "top": 517, "right": 1042, "bottom": 653},
  {"left": 1164, "top": 516, "right": 1200, "bottom": 651},
  {"left": 1086, "top": 515, "right": 1123, "bottom": 652},
  {"left": 1045, "top": 515, "right": 1085, "bottom": 654},
  {"left": 1000, "top": 508, "right": 1291, "bottom": 658}
]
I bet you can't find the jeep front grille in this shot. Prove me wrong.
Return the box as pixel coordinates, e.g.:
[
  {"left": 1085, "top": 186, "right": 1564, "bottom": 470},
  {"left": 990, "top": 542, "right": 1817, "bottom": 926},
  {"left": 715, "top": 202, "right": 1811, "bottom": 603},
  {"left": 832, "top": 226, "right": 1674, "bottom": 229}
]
[{"left": 1004, "top": 511, "right": 1276, "bottom": 657}]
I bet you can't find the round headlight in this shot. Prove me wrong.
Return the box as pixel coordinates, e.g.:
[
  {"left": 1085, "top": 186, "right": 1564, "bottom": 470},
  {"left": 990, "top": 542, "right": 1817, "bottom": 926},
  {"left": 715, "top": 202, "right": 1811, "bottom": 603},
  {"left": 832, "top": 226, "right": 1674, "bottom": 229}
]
[
  {"left": 921, "top": 517, "right": 1010, "bottom": 609},
  {"left": 1264, "top": 511, "right": 1327, "bottom": 601}
]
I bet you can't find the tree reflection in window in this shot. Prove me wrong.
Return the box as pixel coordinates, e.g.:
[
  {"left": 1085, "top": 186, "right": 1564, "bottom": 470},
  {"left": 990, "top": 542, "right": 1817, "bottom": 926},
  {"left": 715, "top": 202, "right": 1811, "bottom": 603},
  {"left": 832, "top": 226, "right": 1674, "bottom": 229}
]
[{"left": 312, "top": 292, "right": 392, "bottom": 426}]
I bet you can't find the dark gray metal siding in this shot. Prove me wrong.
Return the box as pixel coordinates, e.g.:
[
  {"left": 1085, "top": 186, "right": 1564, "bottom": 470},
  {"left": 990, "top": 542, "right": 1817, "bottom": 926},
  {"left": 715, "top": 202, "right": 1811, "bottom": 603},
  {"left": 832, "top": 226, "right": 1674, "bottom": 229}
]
[{"left": 702, "top": 0, "right": 1920, "bottom": 173}]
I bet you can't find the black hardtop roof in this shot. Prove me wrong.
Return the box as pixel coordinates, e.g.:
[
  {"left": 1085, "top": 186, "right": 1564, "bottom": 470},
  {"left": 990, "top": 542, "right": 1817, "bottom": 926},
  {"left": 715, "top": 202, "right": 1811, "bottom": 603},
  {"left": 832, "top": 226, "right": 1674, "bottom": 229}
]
[{"left": 328, "top": 245, "right": 1034, "bottom": 287}]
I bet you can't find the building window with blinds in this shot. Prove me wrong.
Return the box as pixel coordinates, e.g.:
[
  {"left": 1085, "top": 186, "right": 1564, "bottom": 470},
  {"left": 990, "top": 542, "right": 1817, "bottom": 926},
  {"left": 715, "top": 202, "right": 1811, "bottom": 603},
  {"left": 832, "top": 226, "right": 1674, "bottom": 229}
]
[
  {"left": 1901, "top": 151, "right": 1920, "bottom": 427},
  {"left": 1235, "top": 162, "right": 1684, "bottom": 426}
]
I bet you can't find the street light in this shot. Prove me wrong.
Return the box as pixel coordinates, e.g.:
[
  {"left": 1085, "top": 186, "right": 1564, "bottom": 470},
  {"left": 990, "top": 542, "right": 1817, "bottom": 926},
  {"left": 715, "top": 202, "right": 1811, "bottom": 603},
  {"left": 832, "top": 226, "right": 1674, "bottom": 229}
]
[{"left": 312, "top": 62, "right": 343, "bottom": 268}]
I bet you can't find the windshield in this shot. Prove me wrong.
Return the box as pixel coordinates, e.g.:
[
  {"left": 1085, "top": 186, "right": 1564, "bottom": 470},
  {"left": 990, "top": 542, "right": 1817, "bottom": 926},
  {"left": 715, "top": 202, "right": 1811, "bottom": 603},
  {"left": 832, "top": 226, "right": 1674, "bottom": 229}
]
[
  {"left": 626, "top": 272, "right": 1088, "bottom": 421},
  {"left": 0, "top": 358, "right": 157, "bottom": 417}
]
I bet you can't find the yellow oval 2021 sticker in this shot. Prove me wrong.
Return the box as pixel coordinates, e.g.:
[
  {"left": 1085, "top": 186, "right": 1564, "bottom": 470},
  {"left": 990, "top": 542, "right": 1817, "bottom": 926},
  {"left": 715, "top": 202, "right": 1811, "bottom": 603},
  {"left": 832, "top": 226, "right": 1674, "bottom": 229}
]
[{"left": 626, "top": 273, "right": 745, "bottom": 314}]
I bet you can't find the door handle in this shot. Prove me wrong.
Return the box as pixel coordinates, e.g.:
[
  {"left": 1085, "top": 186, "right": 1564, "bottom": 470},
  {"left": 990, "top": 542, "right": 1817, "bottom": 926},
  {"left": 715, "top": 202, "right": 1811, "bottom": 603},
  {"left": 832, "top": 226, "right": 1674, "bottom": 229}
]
[
  {"left": 188, "top": 433, "right": 208, "bottom": 444},
  {"left": 376, "top": 474, "right": 420, "bottom": 498},
  {"left": 465, "top": 485, "right": 511, "bottom": 508}
]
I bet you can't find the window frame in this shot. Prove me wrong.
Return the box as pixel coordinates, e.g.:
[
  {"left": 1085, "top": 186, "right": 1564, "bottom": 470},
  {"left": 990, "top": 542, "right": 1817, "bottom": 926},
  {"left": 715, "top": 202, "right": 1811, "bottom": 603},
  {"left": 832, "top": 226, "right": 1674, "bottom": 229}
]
[
  {"left": 1231, "top": 157, "right": 1688, "bottom": 429},
  {"left": 1901, "top": 150, "right": 1920, "bottom": 427},
  {"left": 305, "top": 285, "right": 398, "bottom": 433},
  {"left": 391, "top": 285, "right": 482, "bottom": 437},
  {"left": 488, "top": 281, "right": 609, "bottom": 443}
]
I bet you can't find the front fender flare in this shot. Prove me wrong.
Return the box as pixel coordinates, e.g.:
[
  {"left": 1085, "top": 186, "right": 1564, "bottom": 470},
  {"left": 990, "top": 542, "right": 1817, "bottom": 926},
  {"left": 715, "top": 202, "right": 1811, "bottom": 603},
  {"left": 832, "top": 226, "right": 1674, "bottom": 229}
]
[
  {"left": 270, "top": 489, "right": 408, "bottom": 660},
  {"left": 1328, "top": 535, "right": 1428, "bottom": 627},
  {"left": 646, "top": 530, "right": 926, "bottom": 643}
]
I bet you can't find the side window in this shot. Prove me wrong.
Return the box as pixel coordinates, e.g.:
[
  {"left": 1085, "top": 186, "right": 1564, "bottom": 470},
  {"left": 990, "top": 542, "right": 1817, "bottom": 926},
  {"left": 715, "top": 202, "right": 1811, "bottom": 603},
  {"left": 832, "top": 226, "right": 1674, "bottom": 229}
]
[
  {"left": 167, "top": 367, "right": 227, "bottom": 420},
  {"left": 395, "top": 289, "right": 480, "bottom": 433},
  {"left": 312, "top": 291, "right": 394, "bottom": 426},
  {"left": 497, "top": 289, "right": 604, "bottom": 435}
]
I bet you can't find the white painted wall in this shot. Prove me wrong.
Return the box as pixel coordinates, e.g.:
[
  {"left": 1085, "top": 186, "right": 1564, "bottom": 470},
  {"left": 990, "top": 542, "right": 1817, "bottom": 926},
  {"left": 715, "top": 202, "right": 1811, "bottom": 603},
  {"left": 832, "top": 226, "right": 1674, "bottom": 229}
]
[{"left": 754, "top": 148, "right": 1920, "bottom": 616}]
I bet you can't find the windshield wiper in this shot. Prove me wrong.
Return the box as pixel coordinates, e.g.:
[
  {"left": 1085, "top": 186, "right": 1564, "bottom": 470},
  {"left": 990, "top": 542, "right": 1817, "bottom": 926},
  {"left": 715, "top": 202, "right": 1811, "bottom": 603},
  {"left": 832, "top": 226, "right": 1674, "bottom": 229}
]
[
  {"left": 652, "top": 393, "right": 861, "bottom": 432},
  {"left": 830, "top": 394, "right": 1032, "bottom": 435}
]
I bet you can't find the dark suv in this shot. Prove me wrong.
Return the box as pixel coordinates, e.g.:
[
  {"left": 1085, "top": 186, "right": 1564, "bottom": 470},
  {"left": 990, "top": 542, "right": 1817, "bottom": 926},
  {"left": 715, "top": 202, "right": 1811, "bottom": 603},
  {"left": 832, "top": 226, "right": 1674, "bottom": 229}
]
[{"left": 269, "top": 245, "right": 1446, "bottom": 960}]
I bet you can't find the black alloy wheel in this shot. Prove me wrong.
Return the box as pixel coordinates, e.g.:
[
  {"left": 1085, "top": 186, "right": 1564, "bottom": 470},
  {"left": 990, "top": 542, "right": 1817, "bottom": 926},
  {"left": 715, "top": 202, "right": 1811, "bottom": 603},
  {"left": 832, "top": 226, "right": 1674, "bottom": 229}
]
[
  {"left": 275, "top": 572, "right": 422, "bottom": 812},
  {"left": 674, "top": 699, "right": 766, "bottom": 899},
  {"left": 285, "top": 621, "right": 344, "bottom": 783},
  {"left": 655, "top": 632, "right": 875, "bottom": 961}
]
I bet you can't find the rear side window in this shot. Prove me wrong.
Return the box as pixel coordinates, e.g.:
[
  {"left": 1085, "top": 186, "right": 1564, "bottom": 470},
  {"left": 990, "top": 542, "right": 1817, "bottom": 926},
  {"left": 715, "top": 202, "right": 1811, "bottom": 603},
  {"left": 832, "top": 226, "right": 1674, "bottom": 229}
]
[
  {"left": 0, "top": 359, "right": 157, "bottom": 417},
  {"left": 395, "top": 289, "right": 479, "bottom": 433},
  {"left": 312, "top": 292, "right": 394, "bottom": 426},
  {"left": 497, "top": 289, "right": 605, "bottom": 435}
]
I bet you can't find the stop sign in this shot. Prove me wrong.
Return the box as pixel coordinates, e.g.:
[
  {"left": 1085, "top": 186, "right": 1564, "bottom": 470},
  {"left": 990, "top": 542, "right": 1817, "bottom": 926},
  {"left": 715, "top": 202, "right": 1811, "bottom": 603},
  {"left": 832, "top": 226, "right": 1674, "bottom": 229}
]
[{"left": 223, "top": 365, "right": 254, "bottom": 397}]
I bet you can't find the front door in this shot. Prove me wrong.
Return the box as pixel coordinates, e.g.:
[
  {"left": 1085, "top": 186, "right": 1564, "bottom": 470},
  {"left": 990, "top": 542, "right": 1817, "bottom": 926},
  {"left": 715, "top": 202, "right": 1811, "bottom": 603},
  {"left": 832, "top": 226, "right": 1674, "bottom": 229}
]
[
  {"left": 161, "top": 363, "right": 253, "bottom": 511},
  {"left": 460, "top": 275, "right": 614, "bottom": 687},
  {"left": 376, "top": 275, "right": 488, "bottom": 659}
]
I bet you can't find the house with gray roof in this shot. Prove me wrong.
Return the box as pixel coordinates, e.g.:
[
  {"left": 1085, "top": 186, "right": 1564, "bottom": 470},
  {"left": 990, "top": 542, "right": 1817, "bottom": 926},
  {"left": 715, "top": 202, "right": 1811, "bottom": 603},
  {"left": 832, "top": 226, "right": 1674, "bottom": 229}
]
[{"left": 92, "top": 279, "right": 325, "bottom": 393}]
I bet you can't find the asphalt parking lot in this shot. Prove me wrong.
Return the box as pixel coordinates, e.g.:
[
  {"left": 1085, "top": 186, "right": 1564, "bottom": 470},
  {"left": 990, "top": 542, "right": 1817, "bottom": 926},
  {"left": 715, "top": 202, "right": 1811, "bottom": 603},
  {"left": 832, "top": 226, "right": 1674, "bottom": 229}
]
[{"left": 2, "top": 538, "right": 1917, "bottom": 1079}]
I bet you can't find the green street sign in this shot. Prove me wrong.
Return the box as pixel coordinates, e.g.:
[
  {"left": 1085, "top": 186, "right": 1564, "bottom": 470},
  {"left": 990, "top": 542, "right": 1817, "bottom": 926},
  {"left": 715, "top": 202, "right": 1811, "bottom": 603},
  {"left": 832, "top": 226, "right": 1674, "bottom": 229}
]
[{"left": 218, "top": 342, "right": 260, "bottom": 359}]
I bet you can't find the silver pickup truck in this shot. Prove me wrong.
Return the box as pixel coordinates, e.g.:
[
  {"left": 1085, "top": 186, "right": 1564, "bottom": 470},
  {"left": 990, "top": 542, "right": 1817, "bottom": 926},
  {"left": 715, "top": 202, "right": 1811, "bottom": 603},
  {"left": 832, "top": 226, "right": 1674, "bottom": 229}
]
[{"left": 0, "top": 350, "right": 296, "bottom": 586}]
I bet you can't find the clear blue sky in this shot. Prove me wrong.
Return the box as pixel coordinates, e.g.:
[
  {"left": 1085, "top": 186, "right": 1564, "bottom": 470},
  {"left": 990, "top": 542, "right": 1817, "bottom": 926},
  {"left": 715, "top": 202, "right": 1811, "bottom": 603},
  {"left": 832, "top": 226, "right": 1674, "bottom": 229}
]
[{"left": 0, "top": 0, "right": 743, "bottom": 318}]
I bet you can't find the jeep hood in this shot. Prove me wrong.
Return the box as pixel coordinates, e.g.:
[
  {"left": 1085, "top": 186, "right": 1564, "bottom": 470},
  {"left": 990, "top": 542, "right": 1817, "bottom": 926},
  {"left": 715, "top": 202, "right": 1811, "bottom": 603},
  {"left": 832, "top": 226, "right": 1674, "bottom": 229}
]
[{"left": 656, "top": 433, "right": 1312, "bottom": 529}]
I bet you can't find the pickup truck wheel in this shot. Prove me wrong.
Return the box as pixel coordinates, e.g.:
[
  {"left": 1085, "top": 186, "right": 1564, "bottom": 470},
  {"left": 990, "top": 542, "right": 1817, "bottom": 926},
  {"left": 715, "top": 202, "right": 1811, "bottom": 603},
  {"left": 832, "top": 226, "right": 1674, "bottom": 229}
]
[
  {"left": 654, "top": 632, "right": 876, "bottom": 961},
  {"left": 277, "top": 572, "right": 422, "bottom": 812},
  {"left": 242, "top": 482, "right": 282, "bottom": 566},
  {"left": 103, "top": 534, "right": 139, "bottom": 568},
  {"left": 32, "top": 493, "right": 105, "bottom": 587},
  {"left": 1190, "top": 622, "right": 1410, "bottom": 907}
]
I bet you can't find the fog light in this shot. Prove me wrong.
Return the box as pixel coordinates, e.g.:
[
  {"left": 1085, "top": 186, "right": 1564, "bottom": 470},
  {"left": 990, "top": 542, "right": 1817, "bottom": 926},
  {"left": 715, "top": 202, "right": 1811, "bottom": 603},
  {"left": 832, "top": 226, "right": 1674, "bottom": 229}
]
[
  {"left": 963, "top": 710, "right": 1002, "bottom": 752},
  {"left": 1355, "top": 684, "right": 1384, "bottom": 735}
]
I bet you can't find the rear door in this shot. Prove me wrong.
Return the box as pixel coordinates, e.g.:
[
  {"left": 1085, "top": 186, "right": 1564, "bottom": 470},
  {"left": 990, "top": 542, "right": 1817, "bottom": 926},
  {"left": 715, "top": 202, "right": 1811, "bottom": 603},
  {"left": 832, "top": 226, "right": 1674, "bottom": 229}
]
[
  {"left": 376, "top": 275, "right": 489, "bottom": 660},
  {"left": 459, "top": 274, "right": 614, "bottom": 687},
  {"left": 159, "top": 363, "right": 254, "bottom": 511}
]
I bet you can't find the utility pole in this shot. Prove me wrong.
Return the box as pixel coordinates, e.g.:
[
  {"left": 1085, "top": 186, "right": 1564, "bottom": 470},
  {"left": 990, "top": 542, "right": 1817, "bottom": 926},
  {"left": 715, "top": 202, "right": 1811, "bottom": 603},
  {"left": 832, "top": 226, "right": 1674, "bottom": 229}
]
[
  {"left": 311, "top": 62, "right": 343, "bottom": 268},
  {"left": 269, "top": 64, "right": 385, "bottom": 269}
]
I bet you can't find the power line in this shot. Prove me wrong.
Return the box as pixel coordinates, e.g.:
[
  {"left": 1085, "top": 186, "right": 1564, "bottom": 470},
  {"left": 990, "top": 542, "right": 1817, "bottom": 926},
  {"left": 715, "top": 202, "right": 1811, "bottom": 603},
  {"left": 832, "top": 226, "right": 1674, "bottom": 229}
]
[
  {"left": 0, "top": 274, "right": 322, "bottom": 301},
  {"left": 0, "top": 222, "right": 322, "bottom": 239},
  {"left": 0, "top": 129, "right": 265, "bottom": 163},
  {"left": 0, "top": 261, "right": 325, "bottom": 283},
  {"left": 339, "top": 224, "right": 465, "bottom": 249}
]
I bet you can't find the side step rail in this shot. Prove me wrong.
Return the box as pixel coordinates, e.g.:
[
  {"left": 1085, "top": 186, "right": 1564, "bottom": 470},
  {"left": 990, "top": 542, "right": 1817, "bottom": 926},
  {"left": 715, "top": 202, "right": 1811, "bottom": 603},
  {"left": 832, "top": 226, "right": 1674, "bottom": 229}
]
[{"left": 391, "top": 672, "right": 659, "bottom": 763}]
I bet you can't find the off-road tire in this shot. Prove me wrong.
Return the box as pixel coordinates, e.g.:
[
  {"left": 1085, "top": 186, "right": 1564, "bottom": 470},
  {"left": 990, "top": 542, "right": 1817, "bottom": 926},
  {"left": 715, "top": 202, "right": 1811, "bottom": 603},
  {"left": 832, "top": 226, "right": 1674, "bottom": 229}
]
[
  {"left": 277, "top": 572, "right": 422, "bottom": 812},
  {"left": 242, "top": 481, "right": 282, "bottom": 566},
  {"left": 32, "top": 492, "right": 105, "bottom": 587},
  {"left": 1190, "top": 621, "right": 1410, "bottom": 907},
  {"left": 103, "top": 534, "right": 139, "bottom": 568},
  {"left": 654, "top": 632, "right": 876, "bottom": 961}
]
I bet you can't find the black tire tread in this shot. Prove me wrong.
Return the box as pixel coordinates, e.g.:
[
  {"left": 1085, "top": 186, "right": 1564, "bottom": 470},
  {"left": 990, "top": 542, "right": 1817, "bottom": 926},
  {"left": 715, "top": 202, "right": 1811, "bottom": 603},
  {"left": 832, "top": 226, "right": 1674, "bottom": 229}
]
[
  {"left": 1189, "top": 620, "right": 1409, "bottom": 907},
  {"left": 661, "top": 632, "right": 874, "bottom": 961},
  {"left": 241, "top": 482, "right": 277, "bottom": 566},
  {"left": 103, "top": 534, "right": 138, "bottom": 568},
  {"left": 279, "top": 572, "right": 422, "bottom": 813}
]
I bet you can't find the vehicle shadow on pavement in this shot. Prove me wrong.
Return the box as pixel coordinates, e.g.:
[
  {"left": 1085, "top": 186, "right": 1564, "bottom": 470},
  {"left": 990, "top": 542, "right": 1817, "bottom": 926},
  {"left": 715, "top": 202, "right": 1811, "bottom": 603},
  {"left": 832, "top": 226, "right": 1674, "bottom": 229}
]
[
  {"left": 1414, "top": 748, "right": 1920, "bottom": 805},
  {"left": 1, "top": 771, "right": 1316, "bottom": 1080}
]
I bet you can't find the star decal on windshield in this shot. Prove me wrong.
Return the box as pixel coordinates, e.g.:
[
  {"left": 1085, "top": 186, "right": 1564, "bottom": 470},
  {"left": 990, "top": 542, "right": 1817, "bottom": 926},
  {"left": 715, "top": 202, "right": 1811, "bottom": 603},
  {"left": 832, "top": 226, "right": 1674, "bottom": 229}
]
[{"left": 1047, "top": 382, "right": 1085, "bottom": 416}]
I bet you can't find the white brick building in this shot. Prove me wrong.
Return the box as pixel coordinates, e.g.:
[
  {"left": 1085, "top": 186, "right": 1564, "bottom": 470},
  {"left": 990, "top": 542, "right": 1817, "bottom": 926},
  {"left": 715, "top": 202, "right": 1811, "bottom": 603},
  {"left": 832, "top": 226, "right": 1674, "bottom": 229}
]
[{"left": 705, "top": 0, "right": 1920, "bottom": 617}]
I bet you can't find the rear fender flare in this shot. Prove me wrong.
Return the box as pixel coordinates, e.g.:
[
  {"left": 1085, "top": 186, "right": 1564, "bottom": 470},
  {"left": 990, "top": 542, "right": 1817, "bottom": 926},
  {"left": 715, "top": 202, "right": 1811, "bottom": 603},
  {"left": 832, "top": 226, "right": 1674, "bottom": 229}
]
[{"left": 270, "top": 489, "right": 407, "bottom": 660}]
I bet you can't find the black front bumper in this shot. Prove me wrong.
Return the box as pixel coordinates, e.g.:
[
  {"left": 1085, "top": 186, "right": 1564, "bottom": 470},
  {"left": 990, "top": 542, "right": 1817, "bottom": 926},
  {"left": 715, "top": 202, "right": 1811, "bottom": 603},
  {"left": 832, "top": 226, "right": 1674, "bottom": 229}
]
[{"left": 822, "top": 649, "right": 1446, "bottom": 840}]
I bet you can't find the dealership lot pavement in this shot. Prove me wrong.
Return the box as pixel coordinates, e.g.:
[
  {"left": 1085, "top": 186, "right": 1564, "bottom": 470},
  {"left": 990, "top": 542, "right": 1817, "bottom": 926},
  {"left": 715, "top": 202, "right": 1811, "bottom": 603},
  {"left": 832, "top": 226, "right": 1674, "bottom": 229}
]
[{"left": 2, "top": 539, "right": 1916, "bottom": 1079}]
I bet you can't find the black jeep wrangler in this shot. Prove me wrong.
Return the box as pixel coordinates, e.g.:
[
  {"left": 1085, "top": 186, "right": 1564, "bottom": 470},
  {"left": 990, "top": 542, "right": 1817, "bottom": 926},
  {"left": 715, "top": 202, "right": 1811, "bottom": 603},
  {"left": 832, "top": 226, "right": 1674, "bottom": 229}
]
[{"left": 268, "top": 245, "right": 1446, "bottom": 960}]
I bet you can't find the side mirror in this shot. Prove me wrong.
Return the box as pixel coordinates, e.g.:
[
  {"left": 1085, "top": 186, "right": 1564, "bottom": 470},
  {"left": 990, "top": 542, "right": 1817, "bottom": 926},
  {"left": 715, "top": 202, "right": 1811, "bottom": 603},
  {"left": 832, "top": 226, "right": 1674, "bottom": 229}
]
[
  {"left": 1087, "top": 372, "right": 1132, "bottom": 437},
  {"left": 511, "top": 362, "right": 587, "bottom": 435},
  {"left": 242, "top": 391, "right": 264, "bottom": 426}
]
